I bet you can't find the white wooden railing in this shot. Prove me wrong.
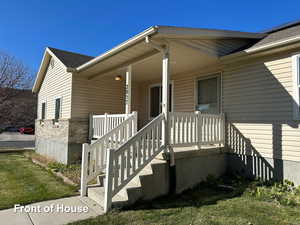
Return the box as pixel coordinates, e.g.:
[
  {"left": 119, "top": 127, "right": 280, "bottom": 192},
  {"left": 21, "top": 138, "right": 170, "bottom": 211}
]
[
  {"left": 104, "top": 114, "right": 164, "bottom": 212},
  {"left": 81, "top": 111, "right": 225, "bottom": 213},
  {"left": 90, "top": 113, "right": 130, "bottom": 139},
  {"left": 81, "top": 112, "right": 138, "bottom": 196},
  {"left": 169, "top": 112, "right": 225, "bottom": 147}
]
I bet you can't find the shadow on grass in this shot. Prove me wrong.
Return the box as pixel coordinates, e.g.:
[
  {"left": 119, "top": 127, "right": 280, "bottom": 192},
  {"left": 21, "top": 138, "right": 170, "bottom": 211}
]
[{"left": 127, "top": 174, "right": 254, "bottom": 211}]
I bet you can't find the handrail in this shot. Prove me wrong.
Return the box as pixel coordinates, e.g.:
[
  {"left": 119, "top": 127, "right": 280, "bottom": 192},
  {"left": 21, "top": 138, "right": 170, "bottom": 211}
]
[
  {"left": 81, "top": 112, "right": 138, "bottom": 197},
  {"left": 93, "top": 113, "right": 128, "bottom": 118},
  {"left": 104, "top": 114, "right": 164, "bottom": 212},
  {"left": 169, "top": 112, "right": 225, "bottom": 147},
  {"left": 90, "top": 113, "right": 129, "bottom": 139}
]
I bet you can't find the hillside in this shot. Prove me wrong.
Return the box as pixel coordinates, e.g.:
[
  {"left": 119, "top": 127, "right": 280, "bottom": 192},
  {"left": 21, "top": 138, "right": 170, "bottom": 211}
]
[{"left": 0, "top": 88, "right": 37, "bottom": 128}]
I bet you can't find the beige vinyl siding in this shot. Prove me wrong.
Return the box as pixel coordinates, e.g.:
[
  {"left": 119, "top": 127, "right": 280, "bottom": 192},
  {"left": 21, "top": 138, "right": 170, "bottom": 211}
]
[
  {"left": 137, "top": 50, "right": 300, "bottom": 162},
  {"left": 37, "top": 58, "right": 72, "bottom": 119},
  {"left": 223, "top": 52, "right": 300, "bottom": 162},
  {"left": 137, "top": 66, "right": 223, "bottom": 126},
  {"left": 71, "top": 75, "right": 130, "bottom": 119}
]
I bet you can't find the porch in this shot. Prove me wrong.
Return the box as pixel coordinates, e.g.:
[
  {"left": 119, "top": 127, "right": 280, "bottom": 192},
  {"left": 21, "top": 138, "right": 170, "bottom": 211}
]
[
  {"left": 81, "top": 110, "right": 225, "bottom": 211},
  {"left": 74, "top": 27, "right": 261, "bottom": 213}
]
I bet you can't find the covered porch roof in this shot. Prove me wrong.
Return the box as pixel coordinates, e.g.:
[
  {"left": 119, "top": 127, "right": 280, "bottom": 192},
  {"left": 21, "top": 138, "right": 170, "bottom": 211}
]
[{"left": 75, "top": 26, "right": 265, "bottom": 82}]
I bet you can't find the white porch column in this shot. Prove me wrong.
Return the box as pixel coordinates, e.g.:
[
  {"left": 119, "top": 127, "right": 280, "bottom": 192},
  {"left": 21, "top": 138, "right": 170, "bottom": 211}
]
[
  {"left": 125, "top": 65, "right": 132, "bottom": 115},
  {"left": 161, "top": 50, "right": 170, "bottom": 150}
]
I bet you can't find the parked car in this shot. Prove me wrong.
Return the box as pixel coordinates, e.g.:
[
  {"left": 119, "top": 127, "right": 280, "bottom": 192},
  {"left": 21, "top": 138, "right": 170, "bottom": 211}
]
[
  {"left": 5, "top": 127, "right": 20, "bottom": 132},
  {"left": 19, "top": 127, "right": 34, "bottom": 135}
]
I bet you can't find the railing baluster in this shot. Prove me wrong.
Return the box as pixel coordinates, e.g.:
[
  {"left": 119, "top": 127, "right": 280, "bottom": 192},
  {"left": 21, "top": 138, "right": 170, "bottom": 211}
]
[
  {"left": 156, "top": 123, "right": 160, "bottom": 151},
  {"left": 137, "top": 136, "right": 142, "bottom": 167},
  {"left": 147, "top": 131, "right": 151, "bottom": 158},
  {"left": 132, "top": 142, "right": 137, "bottom": 172},
  {"left": 142, "top": 133, "right": 147, "bottom": 163},
  {"left": 152, "top": 127, "right": 156, "bottom": 155},
  {"left": 126, "top": 146, "right": 131, "bottom": 179},
  {"left": 121, "top": 152, "right": 125, "bottom": 182},
  {"left": 81, "top": 112, "right": 137, "bottom": 186},
  {"left": 87, "top": 112, "right": 225, "bottom": 213},
  {"left": 113, "top": 157, "right": 119, "bottom": 190}
]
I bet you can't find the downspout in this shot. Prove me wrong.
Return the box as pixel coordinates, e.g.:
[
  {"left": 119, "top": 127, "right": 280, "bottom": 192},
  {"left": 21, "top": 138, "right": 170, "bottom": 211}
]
[{"left": 145, "top": 36, "right": 177, "bottom": 194}]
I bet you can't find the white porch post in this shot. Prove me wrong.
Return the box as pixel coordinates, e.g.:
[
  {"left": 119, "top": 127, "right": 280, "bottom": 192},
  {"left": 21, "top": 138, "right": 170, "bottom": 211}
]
[
  {"left": 125, "top": 65, "right": 132, "bottom": 115},
  {"left": 161, "top": 50, "right": 170, "bottom": 151}
]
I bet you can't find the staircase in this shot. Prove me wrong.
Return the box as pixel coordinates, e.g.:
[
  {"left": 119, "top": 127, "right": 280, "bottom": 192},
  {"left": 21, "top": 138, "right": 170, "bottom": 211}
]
[
  {"left": 81, "top": 111, "right": 226, "bottom": 212},
  {"left": 81, "top": 113, "right": 169, "bottom": 212},
  {"left": 87, "top": 158, "right": 169, "bottom": 209}
]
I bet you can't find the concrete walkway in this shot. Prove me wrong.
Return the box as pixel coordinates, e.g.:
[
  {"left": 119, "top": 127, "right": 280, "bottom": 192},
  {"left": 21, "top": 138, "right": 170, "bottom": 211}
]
[{"left": 0, "top": 196, "right": 103, "bottom": 225}]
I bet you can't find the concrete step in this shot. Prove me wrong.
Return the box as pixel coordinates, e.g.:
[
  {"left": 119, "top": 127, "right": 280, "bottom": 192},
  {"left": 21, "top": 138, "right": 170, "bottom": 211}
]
[
  {"left": 87, "top": 186, "right": 129, "bottom": 209},
  {"left": 87, "top": 157, "right": 170, "bottom": 210}
]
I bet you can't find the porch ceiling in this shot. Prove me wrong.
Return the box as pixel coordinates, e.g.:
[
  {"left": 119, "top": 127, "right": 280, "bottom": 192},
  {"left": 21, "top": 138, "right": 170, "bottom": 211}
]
[{"left": 76, "top": 26, "right": 263, "bottom": 82}]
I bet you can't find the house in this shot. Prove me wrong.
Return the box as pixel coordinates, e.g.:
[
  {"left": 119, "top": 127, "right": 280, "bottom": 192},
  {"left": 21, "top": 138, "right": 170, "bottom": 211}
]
[{"left": 33, "top": 20, "right": 300, "bottom": 212}]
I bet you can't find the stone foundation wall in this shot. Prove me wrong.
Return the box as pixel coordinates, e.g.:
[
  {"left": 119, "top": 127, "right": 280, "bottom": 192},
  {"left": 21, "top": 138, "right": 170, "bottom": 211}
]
[
  {"left": 35, "top": 119, "right": 69, "bottom": 163},
  {"left": 35, "top": 118, "right": 89, "bottom": 164}
]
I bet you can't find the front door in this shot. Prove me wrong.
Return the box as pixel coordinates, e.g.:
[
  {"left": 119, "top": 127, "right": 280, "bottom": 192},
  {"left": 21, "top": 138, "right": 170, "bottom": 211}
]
[{"left": 149, "top": 83, "right": 173, "bottom": 119}]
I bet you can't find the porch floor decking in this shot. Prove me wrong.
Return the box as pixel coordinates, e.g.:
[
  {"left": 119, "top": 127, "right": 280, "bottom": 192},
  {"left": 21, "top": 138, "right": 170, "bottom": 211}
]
[{"left": 160, "top": 144, "right": 225, "bottom": 160}]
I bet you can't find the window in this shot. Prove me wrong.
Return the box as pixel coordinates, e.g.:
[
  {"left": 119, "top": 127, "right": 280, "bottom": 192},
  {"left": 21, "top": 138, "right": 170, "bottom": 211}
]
[
  {"left": 196, "top": 74, "right": 221, "bottom": 113},
  {"left": 55, "top": 98, "right": 61, "bottom": 120},
  {"left": 149, "top": 83, "right": 173, "bottom": 118},
  {"left": 41, "top": 102, "right": 46, "bottom": 120},
  {"left": 292, "top": 54, "right": 300, "bottom": 120}
]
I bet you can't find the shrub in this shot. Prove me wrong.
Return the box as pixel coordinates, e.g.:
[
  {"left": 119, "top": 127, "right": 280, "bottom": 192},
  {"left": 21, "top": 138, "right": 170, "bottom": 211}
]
[
  {"left": 48, "top": 162, "right": 81, "bottom": 184},
  {"left": 249, "top": 179, "right": 300, "bottom": 206}
]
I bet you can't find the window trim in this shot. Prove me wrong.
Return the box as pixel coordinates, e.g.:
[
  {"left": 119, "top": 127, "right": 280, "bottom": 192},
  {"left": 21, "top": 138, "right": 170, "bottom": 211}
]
[
  {"left": 54, "top": 96, "right": 62, "bottom": 121},
  {"left": 194, "top": 72, "right": 222, "bottom": 113},
  {"left": 292, "top": 54, "right": 300, "bottom": 120},
  {"left": 148, "top": 81, "right": 174, "bottom": 120}
]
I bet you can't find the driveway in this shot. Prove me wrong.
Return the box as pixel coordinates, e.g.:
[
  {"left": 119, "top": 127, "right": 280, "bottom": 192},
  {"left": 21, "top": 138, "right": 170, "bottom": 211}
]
[{"left": 0, "top": 132, "right": 35, "bottom": 149}]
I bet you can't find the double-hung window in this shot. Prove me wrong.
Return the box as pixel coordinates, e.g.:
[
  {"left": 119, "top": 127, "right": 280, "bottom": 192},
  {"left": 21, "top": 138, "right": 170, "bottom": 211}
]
[
  {"left": 41, "top": 102, "right": 46, "bottom": 120},
  {"left": 196, "top": 74, "right": 221, "bottom": 113},
  {"left": 55, "top": 97, "right": 62, "bottom": 120},
  {"left": 292, "top": 54, "right": 300, "bottom": 120}
]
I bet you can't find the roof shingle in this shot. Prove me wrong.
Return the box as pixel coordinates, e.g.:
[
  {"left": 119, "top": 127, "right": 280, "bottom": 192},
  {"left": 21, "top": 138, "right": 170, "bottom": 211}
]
[
  {"left": 249, "top": 24, "right": 300, "bottom": 49},
  {"left": 48, "top": 47, "right": 94, "bottom": 68}
]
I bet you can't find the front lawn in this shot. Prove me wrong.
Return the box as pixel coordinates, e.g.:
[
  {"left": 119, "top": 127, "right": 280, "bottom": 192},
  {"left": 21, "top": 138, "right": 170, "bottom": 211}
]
[
  {"left": 69, "top": 177, "right": 300, "bottom": 225},
  {"left": 0, "top": 152, "right": 77, "bottom": 209},
  {"left": 24, "top": 151, "right": 81, "bottom": 184}
]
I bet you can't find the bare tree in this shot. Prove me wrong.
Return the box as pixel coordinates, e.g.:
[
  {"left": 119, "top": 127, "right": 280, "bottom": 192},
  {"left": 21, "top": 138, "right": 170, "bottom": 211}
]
[
  {"left": 0, "top": 51, "right": 35, "bottom": 128},
  {"left": 0, "top": 51, "right": 33, "bottom": 102}
]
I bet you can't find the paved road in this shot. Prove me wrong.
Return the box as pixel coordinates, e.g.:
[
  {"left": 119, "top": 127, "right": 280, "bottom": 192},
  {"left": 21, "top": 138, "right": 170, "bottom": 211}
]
[{"left": 0, "top": 132, "right": 35, "bottom": 148}]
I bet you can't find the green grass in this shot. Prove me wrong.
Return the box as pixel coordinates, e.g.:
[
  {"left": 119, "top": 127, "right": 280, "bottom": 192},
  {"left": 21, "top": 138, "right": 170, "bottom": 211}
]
[
  {"left": 69, "top": 178, "right": 300, "bottom": 225},
  {"left": 0, "top": 152, "right": 78, "bottom": 209},
  {"left": 24, "top": 151, "right": 82, "bottom": 184}
]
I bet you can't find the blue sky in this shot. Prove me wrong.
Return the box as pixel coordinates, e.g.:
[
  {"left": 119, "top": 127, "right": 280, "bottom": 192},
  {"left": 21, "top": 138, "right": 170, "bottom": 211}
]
[{"left": 0, "top": 0, "right": 299, "bottom": 73}]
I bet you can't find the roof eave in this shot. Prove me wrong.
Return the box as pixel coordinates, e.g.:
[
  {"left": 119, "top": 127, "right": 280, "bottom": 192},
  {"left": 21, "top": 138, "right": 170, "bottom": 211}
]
[
  {"left": 32, "top": 47, "right": 72, "bottom": 93},
  {"left": 245, "top": 35, "right": 300, "bottom": 53},
  {"left": 32, "top": 50, "right": 49, "bottom": 93},
  {"left": 76, "top": 26, "right": 159, "bottom": 73},
  {"left": 220, "top": 35, "right": 300, "bottom": 62},
  {"left": 155, "top": 26, "right": 266, "bottom": 39},
  {"left": 76, "top": 25, "right": 266, "bottom": 74}
]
